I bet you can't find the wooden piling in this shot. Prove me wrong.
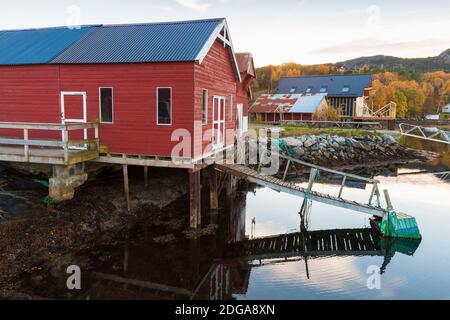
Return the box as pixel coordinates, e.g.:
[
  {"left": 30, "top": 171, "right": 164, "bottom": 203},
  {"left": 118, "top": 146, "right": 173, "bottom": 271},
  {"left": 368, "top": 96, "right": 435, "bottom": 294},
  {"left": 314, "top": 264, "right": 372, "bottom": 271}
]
[
  {"left": 123, "top": 164, "right": 131, "bottom": 212},
  {"left": 189, "top": 169, "right": 202, "bottom": 229},
  {"left": 144, "top": 166, "right": 149, "bottom": 187},
  {"left": 209, "top": 168, "right": 219, "bottom": 211}
]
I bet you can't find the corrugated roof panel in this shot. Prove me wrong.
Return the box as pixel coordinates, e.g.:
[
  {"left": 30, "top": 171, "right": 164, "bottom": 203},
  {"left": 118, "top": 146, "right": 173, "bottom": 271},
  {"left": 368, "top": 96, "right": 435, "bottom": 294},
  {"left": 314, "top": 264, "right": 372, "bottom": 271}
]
[
  {"left": 0, "top": 26, "right": 96, "bottom": 65},
  {"left": 250, "top": 94, "right": 326, "bottom": 113},
  {"left": 278, "top": 74, "right": 373, "bottom": 97},
  {"left": 290, "top": 93, "right": 327, "bottom": 113},
  {"left": 52, "top": 19, "right": 224, "bottom": 64}
]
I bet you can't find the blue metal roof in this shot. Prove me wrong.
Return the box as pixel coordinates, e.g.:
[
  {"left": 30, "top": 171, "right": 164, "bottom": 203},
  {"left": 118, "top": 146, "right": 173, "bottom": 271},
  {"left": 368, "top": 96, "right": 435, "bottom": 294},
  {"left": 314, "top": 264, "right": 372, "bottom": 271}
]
[
  {"left": 0, "top": 26, "right": 96, "bottom": 65},
  {"left": 290, "top": 93, "right": 328, "bottom": 113},
  {"left": 278, "top": 74, "right": 373, "bottom": 97},
  {"left": 52, "top": 19, "right": 224, "bottom": 64}
]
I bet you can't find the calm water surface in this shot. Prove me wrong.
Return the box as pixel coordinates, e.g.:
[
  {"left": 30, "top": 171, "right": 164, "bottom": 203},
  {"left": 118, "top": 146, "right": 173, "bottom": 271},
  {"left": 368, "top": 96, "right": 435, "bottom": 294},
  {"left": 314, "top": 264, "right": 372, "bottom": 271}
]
[{"left": 18, "top": 139, "right": 450, "bottom": 300}]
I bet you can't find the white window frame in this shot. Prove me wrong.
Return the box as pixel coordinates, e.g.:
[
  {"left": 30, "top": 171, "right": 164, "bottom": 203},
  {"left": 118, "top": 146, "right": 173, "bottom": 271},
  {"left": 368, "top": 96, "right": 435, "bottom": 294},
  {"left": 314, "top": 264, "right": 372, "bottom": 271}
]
[
  {"left": 202, "top": 89, "right": 208, "bottom": 126},
  {"left": 212, "top": 96, "right": 226, "bottom": 149},
  {"left": 60, "top": 91, "right": 88, "bottom": 145},
  {"left": 156, "top": 87, "right": 173, "bottom": 126},
  {"left": 99, "top": 87, "right": 114, "bottom": 124}
]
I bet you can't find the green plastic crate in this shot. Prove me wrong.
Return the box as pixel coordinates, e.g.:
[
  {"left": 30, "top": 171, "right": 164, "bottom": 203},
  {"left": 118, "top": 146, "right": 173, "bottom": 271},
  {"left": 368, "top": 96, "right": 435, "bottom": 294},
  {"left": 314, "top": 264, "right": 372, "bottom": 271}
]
[{"left": 377, "top": 210, "right": 422, "bottom": 240}]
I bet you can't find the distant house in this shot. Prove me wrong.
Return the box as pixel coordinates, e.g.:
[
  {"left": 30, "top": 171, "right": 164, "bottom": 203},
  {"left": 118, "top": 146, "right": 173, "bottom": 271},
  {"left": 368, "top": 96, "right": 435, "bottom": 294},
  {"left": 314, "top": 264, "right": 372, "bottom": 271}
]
[
  {"left": 277, "top": 74, "right": 373, "bottom": 117},
  {"left": 249, "top": 93, "right": 328, "bottom": 122},
  {"left": 444, "top": 104, "right": 450, "bottom": 114}
]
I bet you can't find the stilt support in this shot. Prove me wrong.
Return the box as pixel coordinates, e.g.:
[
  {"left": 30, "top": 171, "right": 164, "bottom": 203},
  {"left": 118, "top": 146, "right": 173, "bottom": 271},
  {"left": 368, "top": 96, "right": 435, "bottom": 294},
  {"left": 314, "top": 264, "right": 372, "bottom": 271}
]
[
  {"left": 144, "top": 166, "right": 149, "bottom": 187},
  {"left": 209, "top": 168, "right": 219, "bottom": 211},
  {"left": 123, "top": 164, "right": 131, "bottom": 212},
  {"left": 189, "top": 169, "right": 202, "bottom": 229}
]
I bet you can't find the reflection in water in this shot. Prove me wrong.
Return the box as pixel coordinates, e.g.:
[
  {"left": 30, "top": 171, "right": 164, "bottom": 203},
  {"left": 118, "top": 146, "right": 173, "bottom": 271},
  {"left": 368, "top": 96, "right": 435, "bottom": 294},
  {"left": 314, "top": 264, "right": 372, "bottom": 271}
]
[{"left": 15, "top": 138, "right": 450, "bottom": 299}]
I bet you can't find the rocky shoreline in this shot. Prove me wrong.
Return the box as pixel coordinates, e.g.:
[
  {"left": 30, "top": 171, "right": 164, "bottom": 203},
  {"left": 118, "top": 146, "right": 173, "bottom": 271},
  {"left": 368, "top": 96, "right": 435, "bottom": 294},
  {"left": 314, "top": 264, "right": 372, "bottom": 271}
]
[{"left": 276, "top": 134, "right": 438, "bottom": 167}]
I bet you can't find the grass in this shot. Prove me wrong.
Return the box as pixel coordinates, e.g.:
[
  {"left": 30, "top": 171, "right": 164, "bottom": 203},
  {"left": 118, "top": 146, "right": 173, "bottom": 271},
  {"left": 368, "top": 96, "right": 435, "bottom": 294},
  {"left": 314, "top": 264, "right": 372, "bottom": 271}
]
[{"left": 275, "top": 124, "right": 381, "bottom": 138}]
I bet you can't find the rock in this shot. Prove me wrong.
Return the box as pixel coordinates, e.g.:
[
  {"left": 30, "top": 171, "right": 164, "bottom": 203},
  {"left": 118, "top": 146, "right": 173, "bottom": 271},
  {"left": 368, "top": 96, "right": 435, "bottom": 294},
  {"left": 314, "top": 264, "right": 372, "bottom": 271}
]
[
  {"left": 283, "top": 137, "right": 303, "bottom": 147},
  {"left": 304, "top": 139, "right": 317, "bottom": 148},
  {"left": 331, "top": 142, "right": 340, "bottom": 150},
  {"left": 346, "top": 138, "right": 363, "bottom": 149},
  {"left": 383, "top": 135, "right": 397, "bottom": 145},
  {"left": 293, "top": 147, "right": 306, "bottom": 157}
]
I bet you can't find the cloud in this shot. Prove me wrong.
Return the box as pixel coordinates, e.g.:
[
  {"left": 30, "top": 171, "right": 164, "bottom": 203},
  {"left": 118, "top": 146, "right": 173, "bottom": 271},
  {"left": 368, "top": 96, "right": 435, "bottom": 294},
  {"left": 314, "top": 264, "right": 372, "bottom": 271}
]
[{"left": 175, "top": 0, "right": 210, "bottom": 12}]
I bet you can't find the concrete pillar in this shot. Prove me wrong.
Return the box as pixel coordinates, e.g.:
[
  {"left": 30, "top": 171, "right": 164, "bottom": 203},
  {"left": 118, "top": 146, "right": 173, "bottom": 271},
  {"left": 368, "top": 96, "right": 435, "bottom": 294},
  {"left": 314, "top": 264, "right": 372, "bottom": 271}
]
[{"left": 49, "top": 164, "right": 88, "bottom": 202}]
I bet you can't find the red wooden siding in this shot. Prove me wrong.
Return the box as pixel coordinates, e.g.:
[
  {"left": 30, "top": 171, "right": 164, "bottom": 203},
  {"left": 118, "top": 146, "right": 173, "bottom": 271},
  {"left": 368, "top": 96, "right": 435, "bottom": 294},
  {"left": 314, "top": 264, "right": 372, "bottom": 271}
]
[
  {"left": 0, "top": 41, "right": 248, "bottom": 160},
  {"left": 194, "top": 41, "right": 238, "bottom": 160},
  {"left": 58, "top": 63, "right": 194, "bottom": 156}
]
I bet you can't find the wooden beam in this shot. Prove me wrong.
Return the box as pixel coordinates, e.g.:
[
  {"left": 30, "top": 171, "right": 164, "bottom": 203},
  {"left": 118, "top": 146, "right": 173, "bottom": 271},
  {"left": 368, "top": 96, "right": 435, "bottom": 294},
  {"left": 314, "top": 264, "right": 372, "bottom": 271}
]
[
  {"left": 209, "top": 168, "right": 219, "bottom": 211},
  {"left": 123, "top": 164, "right": 131, "bottom": 212},
  {"left": 144, "top": 166, "right": 149, "bottom": 187},
  {"left": 189, "top": 170, "right": 202, "bottom": 229}
]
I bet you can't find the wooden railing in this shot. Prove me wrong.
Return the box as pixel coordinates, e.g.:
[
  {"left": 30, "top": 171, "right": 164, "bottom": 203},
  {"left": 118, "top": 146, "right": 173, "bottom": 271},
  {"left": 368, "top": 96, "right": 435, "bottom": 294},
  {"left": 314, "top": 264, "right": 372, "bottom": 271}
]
[
  {"left": 0, "top": 122, "right": 99, "bottom": 164},
  {"left": 358, "top": 101, "right": 397, "bottom": 119}
]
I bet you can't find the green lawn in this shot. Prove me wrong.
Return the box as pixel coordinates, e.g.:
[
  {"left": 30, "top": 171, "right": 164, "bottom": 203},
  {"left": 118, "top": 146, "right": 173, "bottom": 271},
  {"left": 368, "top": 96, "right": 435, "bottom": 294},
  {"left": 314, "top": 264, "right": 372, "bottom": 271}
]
[{"left": 275, "top": 124, "right": 381, "bottom": 137}]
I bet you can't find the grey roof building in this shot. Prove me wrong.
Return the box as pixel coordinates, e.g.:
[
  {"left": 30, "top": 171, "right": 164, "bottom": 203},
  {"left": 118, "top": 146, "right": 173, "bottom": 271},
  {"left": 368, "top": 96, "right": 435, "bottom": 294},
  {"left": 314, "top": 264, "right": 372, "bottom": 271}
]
[{"left": 277, "top": 74, "right": 373, "bottom": 117}]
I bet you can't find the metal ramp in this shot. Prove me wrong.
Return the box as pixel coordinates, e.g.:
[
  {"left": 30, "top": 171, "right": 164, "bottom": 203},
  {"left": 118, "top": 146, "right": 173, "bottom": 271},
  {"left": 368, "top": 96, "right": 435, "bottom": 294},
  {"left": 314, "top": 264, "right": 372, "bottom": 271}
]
[
  {"left": 400, "top": 123, "right": 450, "bottom": 145},
  {"left": 216, "top": 150, "right": 422, "bottom": 239},
  {"left": 216, "top": 163, "right": 387, "bottom": 217}
]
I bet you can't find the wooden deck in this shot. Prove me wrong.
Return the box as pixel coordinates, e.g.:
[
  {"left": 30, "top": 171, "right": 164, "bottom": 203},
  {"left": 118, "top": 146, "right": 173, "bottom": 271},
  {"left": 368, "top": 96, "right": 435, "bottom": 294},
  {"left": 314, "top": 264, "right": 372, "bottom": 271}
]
[
  {"left": 0, "top": 145, "right": 98, "bottom": 165},
  {"left": 0, "top": 122, "right": 99, "bottom": 165},
  {"left": 216, "top": 164, "right": 387, "bottom": 217}
]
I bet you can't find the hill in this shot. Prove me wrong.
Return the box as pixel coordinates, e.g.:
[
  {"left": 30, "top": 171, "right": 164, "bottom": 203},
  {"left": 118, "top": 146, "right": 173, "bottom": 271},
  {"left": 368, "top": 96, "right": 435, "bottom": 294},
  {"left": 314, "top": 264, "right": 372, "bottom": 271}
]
[{"left": 336, "top": 49, "right": 450, "bottom": 73}]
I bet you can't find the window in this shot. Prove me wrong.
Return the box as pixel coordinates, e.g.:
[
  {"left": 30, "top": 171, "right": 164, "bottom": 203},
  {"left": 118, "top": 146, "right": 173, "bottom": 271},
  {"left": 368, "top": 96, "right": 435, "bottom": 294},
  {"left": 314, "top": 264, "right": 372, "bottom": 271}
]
[
  {"left": 229, "top": 95, "right": 233, "bottom": 121},
  {"left": 342, "top": 85, "right": 350, "bottom": 93},
  {"left": 306, "top": 86, "right": 313, "bottom": 93},
  {"left": 202, "top": 89, "right": 208, "bottom": 125},
  {"left": 157, "top": 88, "right": 172, "bottom": 125},
  {"left": 319, "top": 86, "right": 328, "bottom": 93},
  {"left": 99, "top": 87, "right": 113, "bottom": 123}
]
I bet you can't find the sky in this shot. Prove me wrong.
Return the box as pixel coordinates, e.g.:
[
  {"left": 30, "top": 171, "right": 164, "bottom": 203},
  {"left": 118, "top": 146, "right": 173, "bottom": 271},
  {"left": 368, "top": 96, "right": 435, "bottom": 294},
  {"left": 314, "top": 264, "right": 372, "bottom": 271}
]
[{"left": 1, "top": 0, "right": 450, "bottom": 67}]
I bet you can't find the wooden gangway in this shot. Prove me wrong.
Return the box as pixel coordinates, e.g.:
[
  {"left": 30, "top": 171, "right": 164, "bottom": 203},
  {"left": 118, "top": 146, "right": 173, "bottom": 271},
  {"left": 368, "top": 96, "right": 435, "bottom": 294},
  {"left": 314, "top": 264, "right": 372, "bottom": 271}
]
[
  {"left": 234, "top": 228, "right": 384, "bottom": 260},
  {"left": 216, "top": 163, "right": 387, "bottom": 217}
]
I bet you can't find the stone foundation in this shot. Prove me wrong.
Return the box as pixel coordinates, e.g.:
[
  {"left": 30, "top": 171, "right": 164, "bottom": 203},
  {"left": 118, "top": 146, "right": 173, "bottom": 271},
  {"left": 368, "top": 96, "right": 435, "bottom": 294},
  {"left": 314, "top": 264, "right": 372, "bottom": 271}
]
[{"left": 49, "top": 164, "right": 88, "bottom": 202}]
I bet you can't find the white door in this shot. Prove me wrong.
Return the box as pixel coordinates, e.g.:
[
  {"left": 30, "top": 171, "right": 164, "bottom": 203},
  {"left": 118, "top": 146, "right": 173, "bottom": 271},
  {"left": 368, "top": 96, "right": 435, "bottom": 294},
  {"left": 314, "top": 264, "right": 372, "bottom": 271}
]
[
  {"left": 236, "top": 103, "right": 244, "bottom": 137},
  {"left": 212, "top": 96, "right": 226, "bottom": 149},
  {"left": 60, "top": 91, "right": 88, "bottom": 149}
]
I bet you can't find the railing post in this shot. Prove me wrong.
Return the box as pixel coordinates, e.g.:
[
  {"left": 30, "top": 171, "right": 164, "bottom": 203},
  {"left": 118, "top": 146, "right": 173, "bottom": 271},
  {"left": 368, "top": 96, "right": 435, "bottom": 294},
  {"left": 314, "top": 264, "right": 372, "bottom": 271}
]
[
  {"left": 282, "top": 160, "right": 291, "bottom": 181},
  {"left": 338, "top": 176, "right": 347, "bottom": 198},
  {"left": 23, "top": 128, "right": 29, "bottom": 161},
  {"left": 95, "top": 124, "right": 99, "bottom": 152},
  {"left": 63, "top": 127, "right": 69, "bottom": 165},
  {"left": 368, "top": 183, "right": 377, "bottom": 205}
]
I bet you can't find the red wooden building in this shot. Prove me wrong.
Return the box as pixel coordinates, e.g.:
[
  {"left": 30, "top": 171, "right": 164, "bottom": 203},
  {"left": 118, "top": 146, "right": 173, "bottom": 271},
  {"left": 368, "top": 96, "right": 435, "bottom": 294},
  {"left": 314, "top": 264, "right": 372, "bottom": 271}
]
[{"left": 0, "top": 19, "right": 254, "bottom": 164}]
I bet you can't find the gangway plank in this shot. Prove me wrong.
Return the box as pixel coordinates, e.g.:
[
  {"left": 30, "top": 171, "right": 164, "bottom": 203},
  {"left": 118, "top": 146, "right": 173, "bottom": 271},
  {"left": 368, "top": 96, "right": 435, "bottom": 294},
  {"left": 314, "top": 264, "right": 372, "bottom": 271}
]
[{"left": 216, "top": 163, "right": 387, "bottom": 217}]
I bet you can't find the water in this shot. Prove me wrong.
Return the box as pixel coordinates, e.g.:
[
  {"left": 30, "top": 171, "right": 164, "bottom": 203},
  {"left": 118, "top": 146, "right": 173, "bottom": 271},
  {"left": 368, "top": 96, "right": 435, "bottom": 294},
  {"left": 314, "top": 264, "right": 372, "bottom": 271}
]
[{"left": 8, "top": 139, "right": 450, "bottom": 300}]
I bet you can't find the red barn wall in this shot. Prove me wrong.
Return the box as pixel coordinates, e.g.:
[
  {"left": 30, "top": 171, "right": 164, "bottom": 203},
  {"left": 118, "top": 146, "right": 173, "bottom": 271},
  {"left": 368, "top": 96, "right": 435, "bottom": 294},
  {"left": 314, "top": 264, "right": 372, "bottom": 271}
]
[
  {"left": 0, "top": 65, "right": 61, "bottom": 139},
  {"left": 194, "top": 40, "right": 238, "bottom": 160},
  {"left": 0, "top": 42, "right": 246, "bottom": 160},
  {"left": 58, "top": 63, "right": 194, "bottom": 156}
]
